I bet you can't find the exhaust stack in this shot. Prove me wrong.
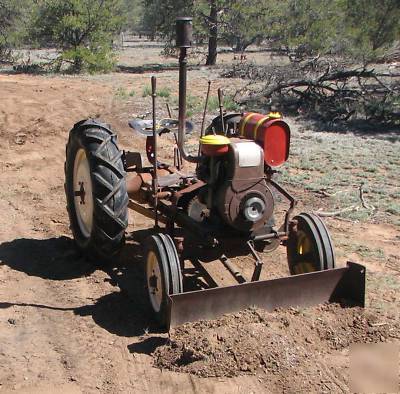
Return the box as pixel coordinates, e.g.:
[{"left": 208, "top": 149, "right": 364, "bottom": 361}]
[{"left": 176, "top": 17, "right": 201, "bottom": 163}]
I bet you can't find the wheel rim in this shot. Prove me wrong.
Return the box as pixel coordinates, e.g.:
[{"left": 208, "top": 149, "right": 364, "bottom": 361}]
[
  {"left": 288, "top": 226, "right": 321, "bottom": 275},
  {"left": 73, "top": 148, "right": 94, "bottom": 238},
  {"left": 293, "top": 229, "right": 317, "bottom": 274},
  {"left": 147, "top": 251, "right": 163, "bottom": 313}
]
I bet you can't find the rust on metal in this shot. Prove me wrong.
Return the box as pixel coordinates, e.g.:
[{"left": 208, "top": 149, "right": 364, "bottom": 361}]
[
  {"left": 128, "top": 200, "right": 167, "bottom": 224},
  {"left": 167, "top": 262, "right": 365, "bottom": 329},
  {"left": 220, "top": 255, "right": 246, "bottom": 284}
]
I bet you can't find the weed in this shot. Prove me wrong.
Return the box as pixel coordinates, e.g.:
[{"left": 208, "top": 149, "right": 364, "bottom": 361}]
[
  {"left": 129, "top": 89, "right": 135, "bottom": 97},
  {"left": 224, "top": 95, "right": 240, "bottom": 111},
  {"left": 336, "top": 238, "right": 385, "bottom": 261},
  {"left": 115, "top": 86, "right": 128, "bottom": 99},
  {"left": 158, "top": 87, "right": 171, "bottom": 98},
  {"left": 206, "top": 94, "right": 240, "bottom": 113},
  {"left": 386, "top": 202, "right": 400, "bottom": 216},
  {"left": 142, "top": 85, "right": 151, "bottom": 97},
  {"left": 207, "top": 96, "right": 220, "bottom": 112},
  {"left": 279, "top": 128, "right": 400, "bottom": 225},
  {"left": 183, "top": 94, "right": 202, "bottom": 118}
]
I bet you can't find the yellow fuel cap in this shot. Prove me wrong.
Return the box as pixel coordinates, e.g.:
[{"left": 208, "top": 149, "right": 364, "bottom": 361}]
[
  {"left": 199, "top": 134, "right": 230, "bottom": 145},
  {"left": 268, "top": 112, "right": 282, "bottom": 119}
]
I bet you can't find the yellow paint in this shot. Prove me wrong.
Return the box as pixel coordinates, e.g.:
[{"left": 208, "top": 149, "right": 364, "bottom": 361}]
[
  {"left": 253, "top": 116, "right": 270, "bottom": 139},
  {"left": 239, "top": 112, "right": 257, "bottom": 136},
  {"left": 268, "top": 112, "right": 282, "bottom": 119},
  {"left": 199, "top": 134, "right": 230, "bottom": 145}
]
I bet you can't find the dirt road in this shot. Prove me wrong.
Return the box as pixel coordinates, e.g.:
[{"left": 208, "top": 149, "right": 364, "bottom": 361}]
[
  {"left": 0, "top": 73, "right": 399, "bottom": 393},
  {"left": 0, "top": 74, "right": 271, "bottom": 393}
]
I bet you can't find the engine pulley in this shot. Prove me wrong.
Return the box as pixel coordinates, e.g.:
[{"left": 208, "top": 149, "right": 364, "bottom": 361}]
[{"left": 242, "top": 196, "right": 266, "bottom": 222}]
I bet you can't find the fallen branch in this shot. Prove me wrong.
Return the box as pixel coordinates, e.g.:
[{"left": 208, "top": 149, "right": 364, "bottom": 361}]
[
  {"left": 359, "top": 182, "right": 376, "bottom": 211},
  {"left": 314, "top": 205, "right": 360, "bottom": 218},
  {"left": 314, "top": 184, "right": 375, "bottom": 218},
  {"left": 228, "top": 60, "right": 399, "bottom": 125},
  {"left": 236, "top": 67, "right": 374, "bottom": 104}
]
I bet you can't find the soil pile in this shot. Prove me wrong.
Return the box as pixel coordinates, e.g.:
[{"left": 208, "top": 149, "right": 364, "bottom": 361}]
[{"left": 154, "top": 304, "right": 398, "bottom": 390}]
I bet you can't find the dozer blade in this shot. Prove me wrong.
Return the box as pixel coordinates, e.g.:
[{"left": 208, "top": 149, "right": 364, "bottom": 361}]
[{"left": 167, "top": 262, "right": 365, "bottom": 330}]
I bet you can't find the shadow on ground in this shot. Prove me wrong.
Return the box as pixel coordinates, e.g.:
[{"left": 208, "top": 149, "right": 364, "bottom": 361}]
[
  {"left": 0, "top": 230, "right": 162, "bottom": 336},
  {"left": 0, "top": 236, "right": 93, "bottom": 280}
]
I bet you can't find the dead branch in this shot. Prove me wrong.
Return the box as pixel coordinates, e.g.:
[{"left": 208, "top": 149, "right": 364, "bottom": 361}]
[
  {"left": 226, "top": 59, "right": 399, "bottom": 125},
  {"left": 359, "top": 183, "right": 375, "bottom": 211},
  {"left": 314, "top": 205, "right": 360, "bottom": 218},
  {"left": 237, "top": 67, "right": 374, "bottom": 104},
  {"left": 314, "top": 183, "right": 375, "bottom": 217}
]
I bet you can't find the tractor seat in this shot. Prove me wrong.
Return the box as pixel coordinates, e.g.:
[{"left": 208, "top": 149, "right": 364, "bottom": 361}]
[{"left": 128, "top": 118, "right": 194, "bottom": 136}]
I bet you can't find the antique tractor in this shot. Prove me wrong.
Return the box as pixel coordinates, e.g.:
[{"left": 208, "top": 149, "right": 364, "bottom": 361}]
[{"left": 64, "top": 17, "right": 365, "bottom": 328}]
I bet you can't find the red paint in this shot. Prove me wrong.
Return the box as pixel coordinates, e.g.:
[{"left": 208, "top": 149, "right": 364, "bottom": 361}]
[
  {"left": 238, "top": 113, "right": 290, "bottom": 167},
  {"left": 146, "top": 136, "right": 155, "bottom": 163},
  {"left": 263, "top": 120, "right": 290, "bottom": 167},
  {"left": 201, "top": 144, "right": 229, "bottom": 156}
]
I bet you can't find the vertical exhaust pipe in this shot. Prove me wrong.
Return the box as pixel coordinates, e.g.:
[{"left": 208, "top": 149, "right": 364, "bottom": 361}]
[{"left": 176, "top": 17, "right": 201, "bottom": 163}]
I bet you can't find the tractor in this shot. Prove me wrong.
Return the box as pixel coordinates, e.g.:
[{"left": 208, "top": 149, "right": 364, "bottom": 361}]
[{"left": 64, "top": 17, "right": 365, "bottom": 329}]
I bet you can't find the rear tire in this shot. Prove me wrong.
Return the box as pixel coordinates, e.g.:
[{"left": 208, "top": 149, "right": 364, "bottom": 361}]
[
  {"left": 287, "top": 212, "right": 335, "bottom": 275},
  {"left": 65, "top": 120, "right": 128, "bottom": 262},
  {"left": 144, "top": 234, "right": 183, "bottom": 327}
]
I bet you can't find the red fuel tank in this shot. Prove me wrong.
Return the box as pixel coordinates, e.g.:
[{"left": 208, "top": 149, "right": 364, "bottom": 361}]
[{"left": 238, "top": 112, "right": 290, "bottom": 167}]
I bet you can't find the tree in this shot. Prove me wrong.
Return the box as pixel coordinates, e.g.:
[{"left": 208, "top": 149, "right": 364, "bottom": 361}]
[
  {"left": 200, "top": 0, "right": 219, "bottom": 65},
  {"left": 121, "top": 0, "right": 143, "bottom": 33},
  {"left": 140, "top": 0, "right": 194, "bottom": 42},
  {"left": 220, "top": 0, "right": 281, "bottom": 53},
  {"left": 0, "top": 0, "right": 32, "bottom": 62},
  {"left": 140, "top": 0, "right": 228, "bottom": 65},
  {"left": 343, "top": 0, "right": 400, "bottom": 61},
  {"left": 269, "top": 0, "right": 343, "bottom": 60},
  {"left": 268, "top": 0, "right": 399, "bottom": 62},
  {"left": 32, "top": 0, "right": 125, "bottom": 73}
]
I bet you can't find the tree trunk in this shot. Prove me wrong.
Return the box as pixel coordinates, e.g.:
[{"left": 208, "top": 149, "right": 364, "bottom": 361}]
[{"left": 206, "top": 0, "right": 218, "bottom": 66}]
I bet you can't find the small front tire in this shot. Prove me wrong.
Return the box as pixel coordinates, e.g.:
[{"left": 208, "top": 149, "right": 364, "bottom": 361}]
[
  {"left": 144, "top": 234, "right": 183, "bottom": 327},
  {"left": 287, "top": 212, "right": 335, "bottom": 275}
]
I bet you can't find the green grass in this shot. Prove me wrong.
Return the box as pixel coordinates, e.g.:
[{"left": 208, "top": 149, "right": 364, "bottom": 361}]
[
  {"left": 115, "top": 87, "right": 135, "bottom": 99},
  {"left": 207, "top": 95, "right": 240, "bottom": 113},
  {"left": 115, "top": 86, "right": 128, "bottom": 99},
  {"left": 170, "top": 93, "right": 240, "bottom": 118},
  {"left": 141, "top": 85, "right": 171, "bottom": 98},
  {"left": 158, "top": 87, "right": 171, "bottom": 98},
  {"left": 335, "top": 238, "right": 386, "bottom": 261},
  {"left": 279, "top": 126, "right": 400, "bottom": 225},
  {"left": 142, "top": 85, "right": 151, "bottom": 97}
]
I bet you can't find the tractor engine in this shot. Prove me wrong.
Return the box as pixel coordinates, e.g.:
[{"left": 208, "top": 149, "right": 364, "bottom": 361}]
[
  {"left": 216, "top": 140, "right": 274, "bottom": 232},
  {"left": 194, "top": 112, "right": 291, "bottom": 234}
]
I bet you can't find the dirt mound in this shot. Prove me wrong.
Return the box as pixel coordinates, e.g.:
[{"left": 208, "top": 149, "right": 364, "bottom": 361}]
[{"left": 154, "top": 304, "right": 398, "bottom": 389}]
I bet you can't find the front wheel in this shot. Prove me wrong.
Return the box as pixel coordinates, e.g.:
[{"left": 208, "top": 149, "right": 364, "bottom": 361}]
[
  {"left": 65, "top": 120, "right": 128, "bottom": 261},
  {"left": 144, "top": 234, "right": 183, "bottom": 327},
  {"left": 287, "top": 212, "right": 335, "bottom": 275}
]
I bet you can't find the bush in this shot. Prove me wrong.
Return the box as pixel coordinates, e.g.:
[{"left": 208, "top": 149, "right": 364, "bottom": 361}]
[{"left": 32, "top": 0, "right": 124, "bottom": 73}]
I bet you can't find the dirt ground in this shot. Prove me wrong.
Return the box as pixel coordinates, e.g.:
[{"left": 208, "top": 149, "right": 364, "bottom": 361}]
[{"left": 0, "top": 48, "right": 399, "bottom": 393}]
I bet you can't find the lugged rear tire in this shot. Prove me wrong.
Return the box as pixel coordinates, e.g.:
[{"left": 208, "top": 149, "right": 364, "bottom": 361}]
[{"left": 65, "top": 119, "right": 128, "bottom": 262}]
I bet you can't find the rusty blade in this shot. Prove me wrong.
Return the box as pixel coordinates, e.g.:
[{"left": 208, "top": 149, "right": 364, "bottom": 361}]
[{"left": 167, "top": 262, "right": 365, "bottom": 329}]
